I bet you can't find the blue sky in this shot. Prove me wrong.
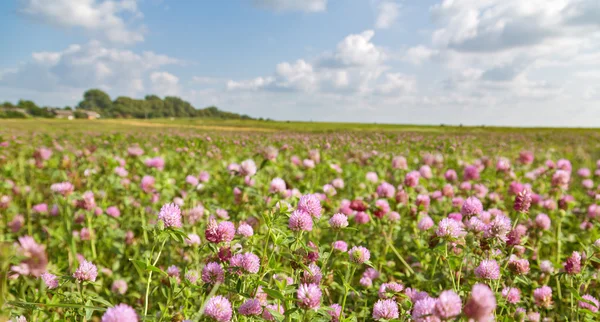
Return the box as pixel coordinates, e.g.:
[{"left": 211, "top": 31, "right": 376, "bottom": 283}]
[{"left": 1, "top": 0, "right": 599, "bottom": 126}]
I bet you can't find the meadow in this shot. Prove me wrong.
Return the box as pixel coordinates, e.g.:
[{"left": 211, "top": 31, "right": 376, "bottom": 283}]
[{"left": 1, "top": 119, "right": 600, "bottom": 321}]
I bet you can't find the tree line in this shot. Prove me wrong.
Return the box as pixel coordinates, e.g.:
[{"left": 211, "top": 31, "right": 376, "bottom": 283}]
[{"left": 0, "top": 89, "right": 254, "bottom": 120}]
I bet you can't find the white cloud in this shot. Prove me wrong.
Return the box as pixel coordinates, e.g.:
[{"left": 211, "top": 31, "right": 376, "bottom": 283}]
[
  {"left": 150, "top": 71, "right": 180, "bottom": 96},
  {"left": 377, "top": 73, "right": 416, "bottom": 94},
  {"left": 318, "top": 30, "right": 386, "bottom": 68},
  {"left": 375, "top": 1, "right": 400, "bottom": 29},
  {"left": 19, "top": 0, "right": 144, "bottom": 44},
  {"left": 404, "top": 45, "right": 439, "bottom": 65},
  {"left": 228, "top": 30, "right": 397, "bottom": 96},
  {"left": 0, "top": 41, "right": 180, "bottom": 96},
  {"left": 226, "top": 77, "right": 275, "bottom": 91},
  {"left": 252, "top": 0, "right": 327, "bottom": 12}
]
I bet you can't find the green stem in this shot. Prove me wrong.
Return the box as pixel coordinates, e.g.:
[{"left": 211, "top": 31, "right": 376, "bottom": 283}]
[
  {"left": 86, "top": 213, "right": 96, "bottom": 259},
  {"left": 144, "top": 239, "right": 167, "bottom": 317},
  {"left": 341, "top": 266, "right": 357, "bottom": 316}
]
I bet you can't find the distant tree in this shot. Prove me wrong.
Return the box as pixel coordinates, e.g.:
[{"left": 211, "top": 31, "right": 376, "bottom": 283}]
[
  {"left": 4, "top": 88, "right": 256, "bottom": 120},
  {"left": 78, "top": 89, "right": 113, "bottom": 116},
  {"left": 2, "top": 101, "right": 15, "bottom": 109}
]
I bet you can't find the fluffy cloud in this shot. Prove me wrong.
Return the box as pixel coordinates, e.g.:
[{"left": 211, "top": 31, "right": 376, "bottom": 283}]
[
  {"left": 19, "top": 0, "right": 144, "bottom": 44},
  {"left": 0, "top": 41, "right": 180, "bottom": 96},
  {"left": 228, "top": 30, "right": 403, "bottom": 96},
  {"left": 252, "top": 0, "right": 327, "bottom": 12},
  {"left": 375, "top": 1, "right": 400, "bottom": 29},
  {"left": 319, "top": 30, "right": 386, "bottom": 68},
  {"left": 150, "top": 72, "right": 180, "bottom": 96}
]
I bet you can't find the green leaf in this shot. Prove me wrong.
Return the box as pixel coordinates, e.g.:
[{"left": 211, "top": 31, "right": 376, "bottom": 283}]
[{"left": 262, "top": 288, "right": 286, "bottom": 301}]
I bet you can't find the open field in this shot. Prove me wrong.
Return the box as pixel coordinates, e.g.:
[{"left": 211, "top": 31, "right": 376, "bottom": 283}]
[{"left": 1, "top": 119, "right": 600, "bottom": 321}]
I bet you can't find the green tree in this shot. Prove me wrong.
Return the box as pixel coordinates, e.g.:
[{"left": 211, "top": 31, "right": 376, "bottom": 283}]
[{"left": 78, "top": 89, "right": 113, "bottom": 116}]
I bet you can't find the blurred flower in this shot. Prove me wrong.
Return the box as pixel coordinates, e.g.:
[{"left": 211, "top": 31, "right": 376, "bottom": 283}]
[
  {"left": 475, "top": 260, "right": 500, "bottom": 280},
  {"left": 73, "top": 260, "right": 98, "bottom": 282},
  {"left": 533, "top": 286, "right": 553, "bottom": 308},
  {"left": 464, "top": 283, "right": 496, "bottom": 321},
  {"left": 372, "top": 299, "right": 399, "bottom": 320},
  {"left": 239, "top": 299, "right": 262, "bottom": 316},
  {"left": 348, "top": 246, "right": 370, "bottom": 264},
  {"left": 158, "top": 203, "right": 182, "bottom": 228},
  {"left": 101, "top": 304, "right": 138, "bottom": 322},
  {"left": 204, "top": 296, "right": 232, "bottom": 322},
  {"left": 41, "top": 272, "right": 59, "bottom": 289},
  {"left": 297, "top": 283, "right": 321, "bottom": 309}
]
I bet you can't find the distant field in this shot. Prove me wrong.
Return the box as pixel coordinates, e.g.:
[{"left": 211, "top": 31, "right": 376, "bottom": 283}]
[{"left": 1, "top": 118, "right": 598, "bottom": 134}]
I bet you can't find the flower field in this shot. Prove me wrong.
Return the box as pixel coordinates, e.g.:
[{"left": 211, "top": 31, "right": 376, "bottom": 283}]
[{"left": 1, "top": 121, "right": 600, "bottom": 321}]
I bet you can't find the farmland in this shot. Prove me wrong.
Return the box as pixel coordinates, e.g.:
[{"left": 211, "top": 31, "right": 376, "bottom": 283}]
[{"left": 1, "top": 119, "right": 600, "bottom": 321}]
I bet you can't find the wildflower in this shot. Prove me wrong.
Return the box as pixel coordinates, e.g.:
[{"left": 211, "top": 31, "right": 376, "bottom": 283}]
[
  {"left": 237, "top": 223, "right": 254, "bottom": 237},
  {"left": 563, "top": 251, "right": 581, "bottom": 275},
  {"left": 239, "top": 299, "right": 262, "bottom": 316},
  {"left": 202, "top": 262, "right": 224, "bottom": 284},
  {"left": 73, "top": 260, "right": 98, "bottom": 282},
  {"left": 301, "top": 263, "right": 323, "bottom": 284},
  {"left": 502, "top": 287, "right": 521, "bottom": 304},
  {"left": 41, "top": 272, "right": 59, "bottom": 289},
  {"left": 445, "top": 170, "right": 458, "bottom": 182},
  {"left": 158, "top": 203, "right": 182, "bottom": 228},
  {"left": 297, "top": 283, "right": 321, "bottom": 309},
  {"left": 372, "top": 299, "right": 399, "bottom": 320},
  {"left": 14, "top": 236, "right": 48, "bottom": 277},
  {"left": 540, "top": 260, "right": 554, "bottom": 274},
  {"left": 461, "top": 197, "right": 483, "bottom": 217},
  {"left": 514, "top": 189, "right": 532, "bottom": 213},
  {"left": 508, "top": 256, "right": 530, "bottom": 275},
  {"left": 348, "top": 246, "right": 370, "bottom": 264},
  {"left": 464, "top": 283, "right": 496, "bottom": 321},
  {"left": 240, "top": 159, "right": 257, "bottom": 176},
  {"left": 289, "top": 210, "right": 313, "bottom": 231},
  {"left": 419, "top": 165, "right": 433, "bottom": 179},
  {"left": 333, "top": 240, "right": 348, "bottom": 252},
  {"left": 535, "top": 213, "right": 551, "bottom": 230},
  {"left": 484, "top": 214, "right": 511, "bottom": 242},
  {"left": 50, "top": 182, "right": 74, "bottom": 196},
  {"left": 436, "top": 218, "right": 466, "bottom": 239},
  {"left": 377, "top": 182, "right": 396, "bottom": 198},
  {"left": 404, "top": 171, "right": 420, "bottom": 187},
  {"left": 475, "top": 260, "right": 500, "bottom": 280},
  {"left": 533, "top": 286, "right": 553, "bottom": 308},
  {"left": 463, "top": 165, "right": 480, "bottom": 181},
  {"left": 412, "top": 297, "right": 438, "bottom": 322},
  {"left": 329, "top": 213, "right": 348, "bottom": 229},
  {"left": 229, "top": 253, "right": 260, "bottom": 274},
  {"left": 269, "top": 178, "right": 287, "bottom": 193},
  {"left": 379, "top": 282, "right": 404, "bottom": 299},
  {"left": 366, "top": 172, "right": 379, "bottom": 183},
  {"left": 328, "top": 304, "right": 342, "bottom": 322},
  {"left": 205, "top": 219, "right": 236, "bottom": 243},
  {"left": 140, "top": 175, "right": 155, "bottom": 193},
  {"left": 579, "top": 294, "right": 599, "bottom": 313},
  {"left": 101, "top": 304, "right": 138, "bottom": 322},
  {"left": 111, "top": 279, "right": 128, "bottom": 295},
  {"left": 106, "top": 206, "right": 120, "bottom": 218},
  {"left": 435, "top": 290, "right": 462, "bottom": 319},
  {"left": 144, "top": 157, "right": 165, "bottom": 170},
  {"left": 418, "top": 216, "right": 434, "bottom": 231},
  {"left": 392, "top": 156, "right": 407, "bottom": 169},
  {"left": 186, "top": 233, "right": 201, "bottom": 246},
  {"left": 204, "top": 296, "right": 233, "bottom": 322},
  {"left": 354, "top": 211, "right": 370, "bottom": 224},
  {"left": 298, "top": 194, "right": 322, "bottom": 218}
]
